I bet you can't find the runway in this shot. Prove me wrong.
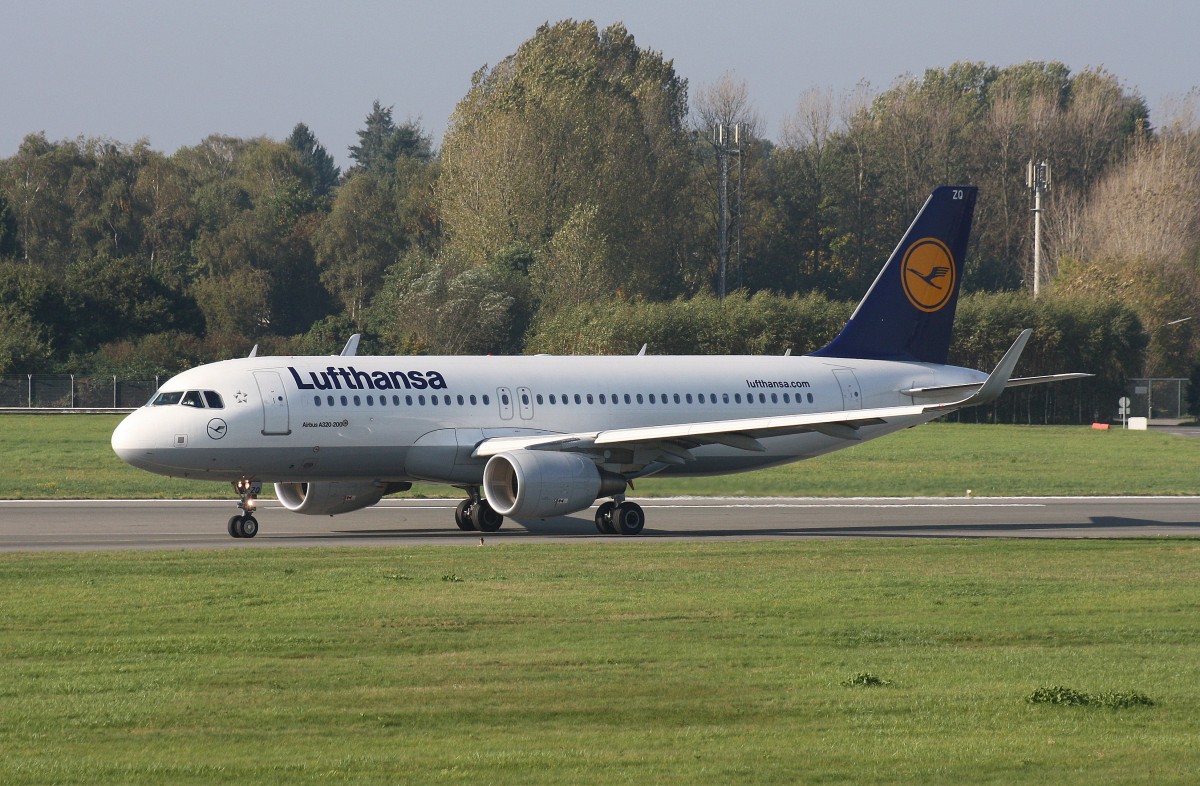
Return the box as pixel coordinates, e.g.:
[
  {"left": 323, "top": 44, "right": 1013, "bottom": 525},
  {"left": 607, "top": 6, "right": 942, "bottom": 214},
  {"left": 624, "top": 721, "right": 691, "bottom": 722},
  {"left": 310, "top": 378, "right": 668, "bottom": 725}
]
[{"left": 3, "top": 496, "right": 1200, "bottom": 551}]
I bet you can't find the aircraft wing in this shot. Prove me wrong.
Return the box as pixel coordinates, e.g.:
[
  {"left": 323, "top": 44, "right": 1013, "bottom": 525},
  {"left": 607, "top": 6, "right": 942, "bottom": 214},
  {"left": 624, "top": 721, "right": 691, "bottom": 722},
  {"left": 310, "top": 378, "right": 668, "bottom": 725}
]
[
  {"left": 472, "top": 401, "right": 932, "bottom": 458},
  {"left": 474, "top": 332, "right": 1039, "bottom": 461}
]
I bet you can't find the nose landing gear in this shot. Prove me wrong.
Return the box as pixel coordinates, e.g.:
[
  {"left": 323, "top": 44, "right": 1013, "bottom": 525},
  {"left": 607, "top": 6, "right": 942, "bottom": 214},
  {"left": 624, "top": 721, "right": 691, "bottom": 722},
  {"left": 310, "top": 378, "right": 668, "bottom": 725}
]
[{"left": 228, "top": 479, "right": 262, "bottom": 538}]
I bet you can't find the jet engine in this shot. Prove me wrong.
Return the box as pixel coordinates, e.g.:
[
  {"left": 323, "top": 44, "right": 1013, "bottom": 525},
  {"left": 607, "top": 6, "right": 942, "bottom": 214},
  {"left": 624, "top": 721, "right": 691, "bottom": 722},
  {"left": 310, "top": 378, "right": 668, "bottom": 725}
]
[
  {"left": 274, "top": 481, "right": 412, "bottom": 516},
  {"left": 483, "top": 450, "right": 625, "bottom": 521}
]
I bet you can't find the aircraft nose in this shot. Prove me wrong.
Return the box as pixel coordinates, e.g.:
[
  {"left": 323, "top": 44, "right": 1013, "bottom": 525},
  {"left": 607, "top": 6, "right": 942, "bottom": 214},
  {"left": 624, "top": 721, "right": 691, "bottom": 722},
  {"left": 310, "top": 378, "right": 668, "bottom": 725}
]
[{"left": 111, "top": 411, "right": 155, "bottom": 466}]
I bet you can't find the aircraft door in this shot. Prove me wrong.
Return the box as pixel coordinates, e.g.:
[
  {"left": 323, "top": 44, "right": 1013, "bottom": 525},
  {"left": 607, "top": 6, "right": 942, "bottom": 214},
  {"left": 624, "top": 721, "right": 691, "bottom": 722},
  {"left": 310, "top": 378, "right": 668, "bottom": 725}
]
[
  {"left": 832, "top": 369, "right": 862, "bottom": 410},
  {"left": 253, "top": 370, "right": 292, "bottom": 435},
  {"left": 497, "top": 387, "right": 514, "bottom": 420},
  {"left": 516, "top": 386, "right": 534, "bottom": 420}
]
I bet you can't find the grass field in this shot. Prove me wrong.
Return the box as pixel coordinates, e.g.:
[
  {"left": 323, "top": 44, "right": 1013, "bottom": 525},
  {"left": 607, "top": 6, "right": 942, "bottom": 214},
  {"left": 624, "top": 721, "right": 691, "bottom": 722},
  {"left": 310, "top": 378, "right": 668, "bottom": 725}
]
[
  {"left": 2, "top": 540, "right": 1198, "bottom": 784},
  {"left": 4, "top": 414, "right": 1199, "bottom": 500}
]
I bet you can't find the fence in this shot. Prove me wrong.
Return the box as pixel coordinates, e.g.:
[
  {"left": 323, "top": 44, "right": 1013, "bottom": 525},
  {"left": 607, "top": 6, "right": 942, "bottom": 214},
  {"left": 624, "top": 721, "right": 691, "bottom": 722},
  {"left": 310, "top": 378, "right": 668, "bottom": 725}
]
[
  {"left": 0, "top": 375, "right": 160, "bottom": 410},
  {"left": 1129, "top": 378, "right": 1190, "bottom": 421}
]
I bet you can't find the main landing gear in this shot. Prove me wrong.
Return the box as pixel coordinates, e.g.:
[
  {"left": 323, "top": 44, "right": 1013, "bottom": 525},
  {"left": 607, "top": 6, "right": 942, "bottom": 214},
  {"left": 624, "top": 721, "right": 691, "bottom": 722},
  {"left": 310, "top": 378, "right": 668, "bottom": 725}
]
[
  {"left": 228, "top": 479, "right": 262, "bottom": 539},
  {"left": 594, "top": 496, "right": 645, "bottom": 536},
  {"left": 454, "top": 487, "right": 504, "bottom": 533}
]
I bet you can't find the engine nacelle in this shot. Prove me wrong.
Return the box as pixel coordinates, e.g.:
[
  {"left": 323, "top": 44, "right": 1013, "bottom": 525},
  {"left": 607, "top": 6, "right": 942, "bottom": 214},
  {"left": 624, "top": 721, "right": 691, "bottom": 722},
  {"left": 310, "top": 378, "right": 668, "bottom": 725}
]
[
  {"left": 274, "top": 481, "right": 411, "bottom": 516},
  {"left": 483, "top": 450, "right": 625, "bottom": 521}
]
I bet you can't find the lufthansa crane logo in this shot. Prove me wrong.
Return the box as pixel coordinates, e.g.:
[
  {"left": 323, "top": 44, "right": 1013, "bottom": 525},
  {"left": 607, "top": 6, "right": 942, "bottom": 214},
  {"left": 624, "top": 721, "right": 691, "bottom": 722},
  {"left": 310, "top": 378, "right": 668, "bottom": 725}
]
[
  {"left": 901, "top": 238, "right": 956, "bottom": 312},
  {"left": 207, "top": 418, "right": 228, "bottom": 440}
]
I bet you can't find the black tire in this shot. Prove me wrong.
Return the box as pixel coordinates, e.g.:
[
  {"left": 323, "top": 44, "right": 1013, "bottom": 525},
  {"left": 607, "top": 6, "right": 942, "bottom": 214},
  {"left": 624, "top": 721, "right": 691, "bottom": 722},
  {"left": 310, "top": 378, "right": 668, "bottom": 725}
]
[
  {"left": 594, "top": 501, "right": 616, "bottom": 534},
  {"left": 611, "top": 501, "right": 645, "bottom": 536},
  {"left": 228, "top": 515, "right": 244, "bottom": 538},
  {"left": 240, "top": 515, "right": 259, "bottom": 538},
  {"left": 471, "top": 500, "right": 504, "bottom": 532},
  {"left": 455, "top": 499, "right": 476, "bottom": 531}
]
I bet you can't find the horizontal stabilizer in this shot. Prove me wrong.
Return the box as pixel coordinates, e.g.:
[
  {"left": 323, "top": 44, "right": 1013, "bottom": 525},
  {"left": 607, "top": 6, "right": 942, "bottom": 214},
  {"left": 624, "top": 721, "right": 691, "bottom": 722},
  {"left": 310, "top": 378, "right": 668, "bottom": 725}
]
[{"left": 904, "top": 372, "right": 1092, "bottom": 398}]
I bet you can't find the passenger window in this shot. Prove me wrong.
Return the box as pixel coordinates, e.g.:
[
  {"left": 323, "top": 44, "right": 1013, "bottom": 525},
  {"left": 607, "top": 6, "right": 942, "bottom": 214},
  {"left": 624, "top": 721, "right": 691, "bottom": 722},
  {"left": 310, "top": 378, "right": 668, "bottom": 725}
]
[
  {"left": 783, "top": 393, "right": 790, "bottom": 403},
  {"left": 673, "top": 393, "right": 680, "bottom": 404},
  {"left": 549, "top": 394, "right": 557, "bottom": 404},
  {"left": 722, "top": 393, "right": 729, "bottom": 404},
  {"left": 561, "top": 393, "right": 568, "bottom": 404},
  {"left": 807, "top": 392, "right": 814, "bottom": 403},
  {"left": 735, "top": 393, "right": 742, "bottom": 403},
  {"left": 759, "top": 393, "right": 766, "bottom": 403},
  {"left": 406, "top": 395, "right": 413, "bottom": 406},
  {"left": 599, "top": 394, "right": 606, "bottom": 404},
  {"left": 574, "top": 394, "right": 582, "bottom": 404},
  {"left": 418, "top": 395, "right": 425, "bottom": 405},
  {"left": 393, "top": 395, "right": 400, "bottom": 405},
  {"left": 685, "top": 393, "right": 693, "bottom": 404},
  {"left": 649, "top": 394, "right": 656, "bottom": 404},
  {"left": 180, "top": 391, "right": 204, "bottom": 408},
  {"left": 536, "top": 394, "right": 543, "bottom": 405},
  {"left": 314, "top": 396, "right": 321, "bottom": 406},
  {"left": 327, "top": 395, "right": 334, "bottom": 406},
  {"left": 521, "top": 393, "right": 529, "bottom": 405},
  {"left": 444, "top": 395, "right": 451, "bottom": 405},
  {"left": 353, "top": 395, "right": 361, "bottom": 406},
  {"left": 771, "top": 393, "right": 778, "bottom": 403},
  {"left": 697, "top": 393, "right": 705, "bottom": 404},
  {"left": 203, "top": 391, "right": 224, "bottom": 408},
  {"left": 366, "top": 395, "right": 374, "bottom": 406},
  {"left": 458, "top": 395, "right": 465, "bottom": 405},
  {"left": 340, "top": 395, "right": 348, "bottom": 406},
  {"left": 501, "top": 393, "right": 510, "bottom": 406},
  {"left": 431, "top": 396, "right": 438, "bottom": 406},
  {"left": 483, "top": 395, "right": 490, "bottom": 405},
  {"left": 470, "top": 395, "right": 477, "bottom": 405},
  {"left": 636, "top": 393, "right": 643, "bottom": 404},
  {"left": 586, "top": 394, "right": 594, "bottom": 404},
  {"left": 624, "top": 394, "right": 631, "bottom": 404}
]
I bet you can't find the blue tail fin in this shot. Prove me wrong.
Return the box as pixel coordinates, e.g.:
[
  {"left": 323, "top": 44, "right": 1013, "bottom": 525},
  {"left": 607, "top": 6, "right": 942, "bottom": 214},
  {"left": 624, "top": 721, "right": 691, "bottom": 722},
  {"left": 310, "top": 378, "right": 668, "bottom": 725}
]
[{"left": 811, "top": 186, "right": 977, "bottom": 365}]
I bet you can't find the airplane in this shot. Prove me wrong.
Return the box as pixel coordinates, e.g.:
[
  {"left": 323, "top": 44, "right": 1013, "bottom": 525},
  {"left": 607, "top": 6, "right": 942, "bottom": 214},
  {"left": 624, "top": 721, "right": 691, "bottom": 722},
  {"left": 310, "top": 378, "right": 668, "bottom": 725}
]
[{"left": 111, "top": 186, "right": 1088, "bottom": 539}]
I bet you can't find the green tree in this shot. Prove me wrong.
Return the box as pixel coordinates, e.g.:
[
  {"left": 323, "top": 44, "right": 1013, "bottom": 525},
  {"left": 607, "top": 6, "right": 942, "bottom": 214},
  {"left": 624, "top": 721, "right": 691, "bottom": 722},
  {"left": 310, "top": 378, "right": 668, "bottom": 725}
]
[
  {"left": 313, "top": 171, "right": 405, "bottom": 327},
  {"left": 438, "top": 20, "right": 693, "bottom": 304},
  {"left": 348, "top": 101, "right": 431, "bottom": 175},
  {"left": 0, "top": 191, "right": 22, "bottom": 259},
  {"left": 287, "top": 122, "right": 340, "bottom": 198},
  {"left": 0, "top": 302, "right": 52, "bottom": 373}
]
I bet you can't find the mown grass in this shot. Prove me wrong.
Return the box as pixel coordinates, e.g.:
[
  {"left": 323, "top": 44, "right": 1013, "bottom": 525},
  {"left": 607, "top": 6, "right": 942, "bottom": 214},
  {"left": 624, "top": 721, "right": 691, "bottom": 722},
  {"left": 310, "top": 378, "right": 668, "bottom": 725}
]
[
  {"left": 5, "top": 414, "right": 1199, "bottom": 499},
  {"left": 2, "top": 540, "right": 1198, "bottom": 784}
]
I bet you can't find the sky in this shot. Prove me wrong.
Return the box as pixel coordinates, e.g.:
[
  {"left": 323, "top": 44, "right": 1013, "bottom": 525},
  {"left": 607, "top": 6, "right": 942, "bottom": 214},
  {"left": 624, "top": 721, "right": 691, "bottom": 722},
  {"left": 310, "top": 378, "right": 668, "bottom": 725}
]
[{"left": 3, "top": 0, "right": 1197, "bottom": 169}]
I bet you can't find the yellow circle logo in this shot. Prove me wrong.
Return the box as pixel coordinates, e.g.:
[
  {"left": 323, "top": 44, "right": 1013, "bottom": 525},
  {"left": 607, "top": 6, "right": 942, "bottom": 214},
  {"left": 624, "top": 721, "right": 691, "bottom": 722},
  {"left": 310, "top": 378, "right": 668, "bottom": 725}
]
[{"left": 901, "top": 238, "right": 956, "bottom": 312}]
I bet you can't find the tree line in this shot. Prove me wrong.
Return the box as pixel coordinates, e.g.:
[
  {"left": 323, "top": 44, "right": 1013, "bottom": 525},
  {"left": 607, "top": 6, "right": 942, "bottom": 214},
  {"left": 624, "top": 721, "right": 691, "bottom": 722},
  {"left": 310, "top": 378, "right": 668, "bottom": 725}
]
[{"left": 2, "top": 20, "right": 1197, "bottom": 416}]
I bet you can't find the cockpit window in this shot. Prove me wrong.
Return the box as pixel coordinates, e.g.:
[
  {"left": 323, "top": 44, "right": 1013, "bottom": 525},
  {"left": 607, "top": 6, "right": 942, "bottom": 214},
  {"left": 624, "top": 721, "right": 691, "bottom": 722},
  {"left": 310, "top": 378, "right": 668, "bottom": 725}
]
[
  {"left": 151, "top": 391, "right": 184, "bottom": 406},
  {"left": 203, "top": 391, "right": 224, "bottom": 409},
  {"left": 180, "top": 391, "right": 205, "bottom": 408}
]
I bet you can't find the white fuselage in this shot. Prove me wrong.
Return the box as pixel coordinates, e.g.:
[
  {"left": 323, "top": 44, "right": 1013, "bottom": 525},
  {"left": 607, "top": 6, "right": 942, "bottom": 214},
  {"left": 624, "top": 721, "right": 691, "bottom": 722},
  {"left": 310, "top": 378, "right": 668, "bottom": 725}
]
[{"left": 111, "top": 353, "right": 985, "bottom": 486}]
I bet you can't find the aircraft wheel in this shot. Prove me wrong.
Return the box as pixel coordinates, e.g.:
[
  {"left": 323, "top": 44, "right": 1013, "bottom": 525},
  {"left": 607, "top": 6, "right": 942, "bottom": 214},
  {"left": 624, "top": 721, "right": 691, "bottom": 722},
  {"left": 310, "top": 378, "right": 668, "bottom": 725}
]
[
  {"left": 472, "top": 500, "right": 504, "bottom": 532},
  {"left": 594, "top": 501, "right": 616, "bottom": 534},
  {"left": 611, "top": 501, "right": 645, "bottom": 536},
  {"left": 455, "top": 499, "right": 476, "bottom": 531},
  {"left": 228, "top": 515, "right": 244, "bottom": 538},
  {"left": 240, "top": 515, "right": 259, "bottom": 538}
]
